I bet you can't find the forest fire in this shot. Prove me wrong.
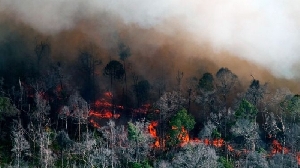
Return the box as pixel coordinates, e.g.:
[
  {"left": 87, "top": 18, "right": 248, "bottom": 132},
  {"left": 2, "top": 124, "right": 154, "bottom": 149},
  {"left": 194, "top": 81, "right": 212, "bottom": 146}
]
[
  {"left": 85, "top": 92, "right": 300, "bottom": 166},
  {"left": 89, "top": 119, "right": 101, "bottom": 129},
  {"left": 87, "top": 92, "right": 122, "bottom": 128},
  {"left": 133, "top": 104, "right": 151, "bottom": 115},
  {"left": 179, "top": 136, "right": 236, "bottom": 154},
  {"left": 268, "top": 139, "right": 300, "bottom": 165},
  {"left": 178, "top": 127, "right": 189, "bottom": 144},
  {"left": 89, "top": 110, "right": 120, "bottom": 119},
  {"left": 148, "top": 121, "right": 160, "bottom": 147},
  {"left": 87, "top": 92, "right": 153, "bottom": 128},
  {"left": 270, "top": 140, "right": 289, "bottom": 155}
]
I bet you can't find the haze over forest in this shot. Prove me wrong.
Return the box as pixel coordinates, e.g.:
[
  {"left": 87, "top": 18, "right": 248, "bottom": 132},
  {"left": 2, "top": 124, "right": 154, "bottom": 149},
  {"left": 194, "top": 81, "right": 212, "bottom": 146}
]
[
  {"left": 1, "top": 0, "right": 300, "bottom": 80},
  {"left": 1, "top": 1, "right": 300, "bottom": 168}
]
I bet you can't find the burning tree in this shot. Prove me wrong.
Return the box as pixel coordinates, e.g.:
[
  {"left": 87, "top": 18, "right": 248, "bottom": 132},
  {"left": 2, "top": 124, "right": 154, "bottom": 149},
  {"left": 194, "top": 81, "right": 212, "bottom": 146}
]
[
  {"left": 168, "top": 108, "right": 195, "bottom": 147},
  {"left": 155, "top": 91, "right": 187, "bottom": 149}
]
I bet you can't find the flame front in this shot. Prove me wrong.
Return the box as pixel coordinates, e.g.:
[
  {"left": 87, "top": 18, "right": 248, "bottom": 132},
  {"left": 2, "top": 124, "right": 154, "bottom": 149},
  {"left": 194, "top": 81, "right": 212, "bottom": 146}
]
[
  {"left": 271, "top": 140, "right": 289, "bottom": 155},
  {"left": 148, "top": 121, "right": 160, "bottom": 147},
  {"left": 88, "top": 92, "right": 122, "bottom": 128}
]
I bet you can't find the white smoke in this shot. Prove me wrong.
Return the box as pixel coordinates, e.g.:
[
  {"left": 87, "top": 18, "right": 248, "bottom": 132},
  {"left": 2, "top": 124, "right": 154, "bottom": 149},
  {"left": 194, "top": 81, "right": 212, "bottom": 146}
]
[{"left": 1, "top": 0, "right": 300, "bottom": 78}]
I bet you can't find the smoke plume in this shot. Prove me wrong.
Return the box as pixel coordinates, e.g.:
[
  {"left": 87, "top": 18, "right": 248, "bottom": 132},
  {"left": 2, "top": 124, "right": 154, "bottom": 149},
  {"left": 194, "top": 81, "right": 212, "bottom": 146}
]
[{"left": 1, "top": 0, "right": 300, "bottom": 79}]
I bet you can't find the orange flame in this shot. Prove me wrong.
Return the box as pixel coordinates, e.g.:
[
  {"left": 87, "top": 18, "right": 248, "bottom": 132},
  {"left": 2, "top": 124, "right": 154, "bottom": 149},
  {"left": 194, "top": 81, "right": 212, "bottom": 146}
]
[
  {"left": 178, "top": 127, "right": 189, "bottom": 144},
  {"left": 271, "top": 140, "right": 289, "bottom": 155},
  {"left": 148, "top": 121, "right": 160, "bottom": 147},
  {"left": 227, "top": 144, "right": 234, "bottom": 152},
  {"left": 89, "top": 110, "right": 120, "bottom": 119},
  {"left": 133, "top": 103, "right": 151, "bottom": 115},
  {"left": 212, "top": 139, "right": 224, "bottom": 148},
  {"left": 88, "top": 92, "right": 122, "bottom": 128},
  {"left": 89, "top": 119, "right": 101, "bottom": 128},
  {"left": 148, "top": 121, "right": 158, "bottom": 137}
]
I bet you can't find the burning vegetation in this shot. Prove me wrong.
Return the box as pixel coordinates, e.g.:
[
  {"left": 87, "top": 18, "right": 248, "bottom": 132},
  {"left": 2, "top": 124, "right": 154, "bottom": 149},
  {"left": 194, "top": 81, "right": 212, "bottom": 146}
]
[{"left": 1, "top": 7, "right": 300, "bottom": 167}]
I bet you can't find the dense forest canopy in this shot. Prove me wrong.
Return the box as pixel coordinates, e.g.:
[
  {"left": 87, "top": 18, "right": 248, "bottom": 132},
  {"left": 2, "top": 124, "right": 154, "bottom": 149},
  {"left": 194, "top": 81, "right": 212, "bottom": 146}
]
[{"left": 1, "top": 1, "right": 300, "bottom": 167}]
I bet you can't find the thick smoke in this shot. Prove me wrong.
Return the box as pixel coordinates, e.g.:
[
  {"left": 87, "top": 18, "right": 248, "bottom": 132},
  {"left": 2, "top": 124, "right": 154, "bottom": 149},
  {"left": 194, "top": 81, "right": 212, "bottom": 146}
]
[{"left": 1, "top": 0, "right": 300, "bottom": 79}]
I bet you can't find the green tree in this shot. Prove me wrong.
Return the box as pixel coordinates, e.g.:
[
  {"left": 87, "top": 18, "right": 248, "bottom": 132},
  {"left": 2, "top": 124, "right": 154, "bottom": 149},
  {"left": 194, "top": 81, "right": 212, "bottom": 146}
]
[
  {"left": 168, "top": 108, "right": 195, "bottom": 146},
  {"left": 128, "top": 122, "right": 140, "bottom": 141},
  {"left": 281, "top": 94, "right": 300, "bottom": 122},
  {"left": 219, "top": 156, "right": 234, "bottom": 168},
  {"left": 235, "top": 99, "right": 258, "bottom": 121},
  {"left": 0, "top": 97, "right": 18, "bottom": 120},
  {"left": 127, "top": 121, "right": 152, "bottom": 163}
]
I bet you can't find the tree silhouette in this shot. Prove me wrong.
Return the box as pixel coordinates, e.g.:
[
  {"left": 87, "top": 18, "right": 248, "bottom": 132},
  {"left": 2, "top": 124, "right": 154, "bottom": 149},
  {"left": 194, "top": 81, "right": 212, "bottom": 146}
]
[
  {"left": 198, "top": 72, "right": 214, "bottom": 92},
  {"left": 77, "top": 50, "right": 101, "bottom": 101},
  {"left": 104, "top": 60, "right": 125, "bottom": 89},
  {"left": 134, "top": 80, "right": 150, "bottom": 107}
]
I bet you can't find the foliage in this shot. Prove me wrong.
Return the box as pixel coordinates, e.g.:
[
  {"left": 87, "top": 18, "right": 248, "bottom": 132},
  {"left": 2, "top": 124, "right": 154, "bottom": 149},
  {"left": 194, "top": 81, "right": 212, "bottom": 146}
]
[
  {"left": 2, "top": 45, "right": 300, "bottom": 168},
  {"left": 129, "top": 161, "right": 152, "bottom": 168},
  {"left": 281, "top": 94, "right": 300, "bottom": 122},
  {"left": 235, "top": 99, "right": 258, "bottom": 121},
  {"left": 212, "top": 129, "right": 221, "bottom": 139},
  {"left": 219, "top": 156, "right": 234, "bottom": 168},
  {"left": 125, "top": 121, "right": 152, "bottom": 163},
  {"left": 128, "top": 122, "right": 140, "bottom": 141},
  {"left": 168, "top": 108, "right": 195, "bottom": 146},
  {"left": 0, "top": 97, "right": 18, "bottom": 120}
]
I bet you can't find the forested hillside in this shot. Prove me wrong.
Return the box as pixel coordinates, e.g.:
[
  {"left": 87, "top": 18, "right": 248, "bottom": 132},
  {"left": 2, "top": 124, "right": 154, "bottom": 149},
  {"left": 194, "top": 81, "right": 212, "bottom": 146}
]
[
  {"left": 1, "top": 37, "right": 300, "bottom": 168},
  {"left": 1, "top": 1, "right": 300, "bottom": 166}
]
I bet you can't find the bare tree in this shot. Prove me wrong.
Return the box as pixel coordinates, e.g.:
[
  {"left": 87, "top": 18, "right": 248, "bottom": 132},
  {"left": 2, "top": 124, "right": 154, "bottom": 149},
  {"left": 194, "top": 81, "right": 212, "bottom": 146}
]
[
  {"left": 68, "top": 92, "right": 89, "bottom": 141},
  {"left": 231, "top": 119, "right": 260, "bottom": 151},
  {"left": 11, "top": 120, "right": 30, "bottom": 168},
  {"left": 38, "top": 130, "right": 56, "bottom": 168},
  {"left": 171, "top": 143, "right": 220, "bottom": 168}
]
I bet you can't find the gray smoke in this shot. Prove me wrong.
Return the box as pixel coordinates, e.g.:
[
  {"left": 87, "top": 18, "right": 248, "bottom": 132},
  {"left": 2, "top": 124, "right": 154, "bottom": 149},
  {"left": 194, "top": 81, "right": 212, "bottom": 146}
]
[{"left": 1, "top": 0, "right": 300, "bottom": 78}]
